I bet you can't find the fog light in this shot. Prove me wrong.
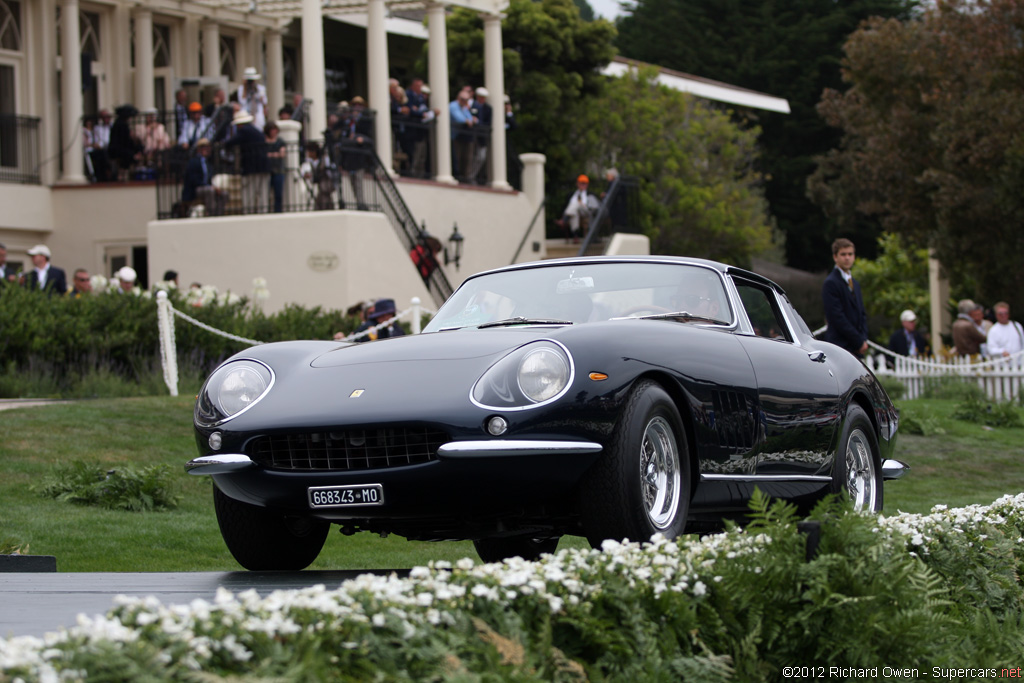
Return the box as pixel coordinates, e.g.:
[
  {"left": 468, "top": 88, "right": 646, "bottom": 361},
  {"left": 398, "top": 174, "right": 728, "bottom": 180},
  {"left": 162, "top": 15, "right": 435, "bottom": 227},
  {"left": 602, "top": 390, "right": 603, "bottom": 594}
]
[
  {"left": 209, "top": 432, "right": 223, "bottom": 450},
  {"left": 486, "top": 416, "right": 508, "bottom": 436}
]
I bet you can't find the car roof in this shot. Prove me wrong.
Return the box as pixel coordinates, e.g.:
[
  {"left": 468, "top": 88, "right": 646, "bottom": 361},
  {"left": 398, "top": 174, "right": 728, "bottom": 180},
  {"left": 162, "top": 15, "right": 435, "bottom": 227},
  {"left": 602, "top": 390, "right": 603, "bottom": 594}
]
[{"left": 473, "top": 256, "right": 786, "bottom": 294}]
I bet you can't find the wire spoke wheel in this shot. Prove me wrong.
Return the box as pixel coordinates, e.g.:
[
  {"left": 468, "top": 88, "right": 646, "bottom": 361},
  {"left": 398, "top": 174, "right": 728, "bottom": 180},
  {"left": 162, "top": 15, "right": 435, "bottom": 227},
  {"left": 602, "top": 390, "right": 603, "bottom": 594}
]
[
  {"left": 639, "top": 415, "right": 681, "bottom": 530},
  {"left": 844, "top": 427, "right": 878, "bottom": 511}
]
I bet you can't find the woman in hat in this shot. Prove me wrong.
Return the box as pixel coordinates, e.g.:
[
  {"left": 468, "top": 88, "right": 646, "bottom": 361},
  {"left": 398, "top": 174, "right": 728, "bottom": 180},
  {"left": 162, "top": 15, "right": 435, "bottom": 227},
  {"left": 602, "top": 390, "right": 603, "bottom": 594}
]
[{"left": 237, "top": 66, "right": 269, "bottom": 131}]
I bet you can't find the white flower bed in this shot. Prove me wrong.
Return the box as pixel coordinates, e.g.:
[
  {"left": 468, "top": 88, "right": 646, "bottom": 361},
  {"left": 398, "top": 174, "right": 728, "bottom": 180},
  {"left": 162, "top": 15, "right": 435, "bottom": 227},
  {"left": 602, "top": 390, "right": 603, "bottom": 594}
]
[{"left": 3, "top": 494, "right": 1023, "bottom": 681}]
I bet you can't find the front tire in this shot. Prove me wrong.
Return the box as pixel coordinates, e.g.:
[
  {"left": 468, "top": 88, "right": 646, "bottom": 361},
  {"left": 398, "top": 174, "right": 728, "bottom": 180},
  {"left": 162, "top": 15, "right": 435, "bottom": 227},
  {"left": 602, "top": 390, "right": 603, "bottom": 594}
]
[
  {"left": 472, "top": 536, "right": 560, "bottom": 563},
  {"left": 213, "top": 486, "right": 330, "bottom": 570},
  {"left": 833, "top": 403, "right": 883, "bottom": 512},
  {"left": 579, "top": 379, "right": 690, "bottom": 547}
]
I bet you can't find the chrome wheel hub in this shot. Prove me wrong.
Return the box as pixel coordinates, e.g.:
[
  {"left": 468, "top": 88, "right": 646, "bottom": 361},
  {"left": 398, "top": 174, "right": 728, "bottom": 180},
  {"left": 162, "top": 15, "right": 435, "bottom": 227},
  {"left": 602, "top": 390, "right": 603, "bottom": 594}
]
[
  {"left": 639, "top": 416, "right": 681, "bottom": 530},
  {"left": 845, "top": 428, "right": 878, "bottom": 511}
]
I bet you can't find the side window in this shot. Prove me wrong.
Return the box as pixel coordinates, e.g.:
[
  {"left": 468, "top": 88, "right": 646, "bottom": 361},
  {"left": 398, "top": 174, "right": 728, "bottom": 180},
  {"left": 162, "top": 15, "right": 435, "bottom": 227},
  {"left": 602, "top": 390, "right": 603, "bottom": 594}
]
[{"left": 735, "top": 280, "right": 792, "bottom": 341}]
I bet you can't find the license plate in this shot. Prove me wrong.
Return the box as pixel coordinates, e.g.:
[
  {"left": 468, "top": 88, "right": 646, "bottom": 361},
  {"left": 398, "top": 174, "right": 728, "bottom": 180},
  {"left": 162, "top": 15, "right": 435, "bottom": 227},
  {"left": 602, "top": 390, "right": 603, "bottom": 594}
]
[{"left": 308, "top": 484, "right": 384, "bottom": 508}]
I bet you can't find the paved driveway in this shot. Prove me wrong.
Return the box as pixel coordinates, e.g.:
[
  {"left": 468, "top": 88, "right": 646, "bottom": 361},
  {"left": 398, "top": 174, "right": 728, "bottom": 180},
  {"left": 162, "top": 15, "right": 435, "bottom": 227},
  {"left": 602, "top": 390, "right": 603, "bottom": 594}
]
[{"left": 0, "top": 570, "right": 406, "bottom": 639}]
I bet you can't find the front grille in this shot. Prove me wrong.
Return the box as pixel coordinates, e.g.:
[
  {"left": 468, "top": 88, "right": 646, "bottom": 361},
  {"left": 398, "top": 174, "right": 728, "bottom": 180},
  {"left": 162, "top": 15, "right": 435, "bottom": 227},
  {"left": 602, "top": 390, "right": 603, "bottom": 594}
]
[{"left": 247, "top": 428, "right": 448, "bottom": 471}]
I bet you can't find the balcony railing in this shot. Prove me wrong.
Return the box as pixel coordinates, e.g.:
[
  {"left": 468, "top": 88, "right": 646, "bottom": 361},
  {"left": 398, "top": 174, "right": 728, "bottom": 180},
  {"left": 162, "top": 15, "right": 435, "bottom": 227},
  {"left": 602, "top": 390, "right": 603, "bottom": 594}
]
[{"left": 0, "top": 114, "right": 41, "bottom": 185}]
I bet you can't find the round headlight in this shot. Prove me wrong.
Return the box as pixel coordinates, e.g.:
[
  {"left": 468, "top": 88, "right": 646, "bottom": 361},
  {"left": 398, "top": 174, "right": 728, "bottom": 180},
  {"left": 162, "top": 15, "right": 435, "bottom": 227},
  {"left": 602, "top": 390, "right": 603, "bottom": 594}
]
[
  {"left": 215, "top": 364, "right": 269, "bottom": 416},
  {"left": 196, "top": 359, "right": 274, "bottom": 426},
  {"left": 518, "top": 347, "right": 570, "bottom": 403}
]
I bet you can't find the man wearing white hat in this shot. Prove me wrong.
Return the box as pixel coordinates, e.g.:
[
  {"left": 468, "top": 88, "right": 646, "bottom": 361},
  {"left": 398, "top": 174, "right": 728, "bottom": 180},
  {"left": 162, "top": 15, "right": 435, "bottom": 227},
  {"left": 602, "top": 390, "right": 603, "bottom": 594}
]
[
  {"left": 888, "top": 309, "right": 928, "bottom": 359},
  {"left": 237, "top": 66, "right": 268, "bottom": 131},
  {"left": 468, "top": 86, "right": 492, "bottom": 184},
  {"left": 224, "top": 109, "right": 270, "bottom": 214},
  {"left": 115, "top": 266, "right": 138, "bottom": 294},
  {"left": 24, "top": 245, "right": 67, "bottom": 296}
]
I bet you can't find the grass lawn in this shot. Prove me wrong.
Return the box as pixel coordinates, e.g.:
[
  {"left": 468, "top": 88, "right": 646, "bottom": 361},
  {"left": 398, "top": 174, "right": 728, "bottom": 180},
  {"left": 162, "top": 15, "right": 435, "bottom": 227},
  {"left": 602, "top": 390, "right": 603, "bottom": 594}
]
[{"left": 1, "top": 395, "right": 1022, "bottom": 572}]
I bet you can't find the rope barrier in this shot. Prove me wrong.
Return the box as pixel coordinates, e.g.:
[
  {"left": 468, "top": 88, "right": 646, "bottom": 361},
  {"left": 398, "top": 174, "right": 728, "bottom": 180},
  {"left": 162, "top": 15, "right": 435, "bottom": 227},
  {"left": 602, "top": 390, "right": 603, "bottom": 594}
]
[{"left": 155, "top": 293, "right": 434, "bottom": 395}]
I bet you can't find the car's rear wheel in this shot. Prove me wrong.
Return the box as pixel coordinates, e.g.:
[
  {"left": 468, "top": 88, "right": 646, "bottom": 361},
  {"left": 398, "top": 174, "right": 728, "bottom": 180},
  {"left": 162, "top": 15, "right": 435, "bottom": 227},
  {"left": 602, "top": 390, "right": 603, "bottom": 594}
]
[
  {"left": 472, "top": 536, "right": 560, "bottom": 564},
  {"left": 833, "top": 403, "right": 883, "bottom": 512},
  {"left": 213, "top": 486, "right": 330, "bottom": 570},
  {"left": 579, "top": 379, "right": 690, "bottom": 547}
]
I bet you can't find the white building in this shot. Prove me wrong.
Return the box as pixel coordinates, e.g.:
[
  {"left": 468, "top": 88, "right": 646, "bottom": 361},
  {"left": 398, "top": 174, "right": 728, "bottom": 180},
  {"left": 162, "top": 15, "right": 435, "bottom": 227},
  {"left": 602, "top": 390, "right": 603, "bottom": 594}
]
[{"left": 0, "top": 0, "right": 787, "bottom": 312}]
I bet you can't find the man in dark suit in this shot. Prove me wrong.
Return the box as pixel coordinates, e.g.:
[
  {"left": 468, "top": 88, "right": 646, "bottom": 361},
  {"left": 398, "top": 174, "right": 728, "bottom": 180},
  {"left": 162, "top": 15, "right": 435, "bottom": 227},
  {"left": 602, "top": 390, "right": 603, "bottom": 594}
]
[
  {"left": 181, "top": 138, "right": 224, "bottom": 215},
  {"left": 888, "top": 309, "right": 929, "bottom": 359},
  {"left": 23, "top": 244, "right": 67, "bottom": 296},
  {"left": 822, "top": 237, "right": 868, "bottom": 358}
]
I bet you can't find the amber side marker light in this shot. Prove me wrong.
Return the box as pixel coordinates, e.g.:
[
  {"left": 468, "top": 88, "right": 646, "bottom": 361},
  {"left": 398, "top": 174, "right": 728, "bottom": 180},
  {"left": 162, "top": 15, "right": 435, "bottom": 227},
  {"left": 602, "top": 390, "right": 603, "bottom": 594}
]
[{"left": 589, "top": 372, "right": 608, "bottom": 381}]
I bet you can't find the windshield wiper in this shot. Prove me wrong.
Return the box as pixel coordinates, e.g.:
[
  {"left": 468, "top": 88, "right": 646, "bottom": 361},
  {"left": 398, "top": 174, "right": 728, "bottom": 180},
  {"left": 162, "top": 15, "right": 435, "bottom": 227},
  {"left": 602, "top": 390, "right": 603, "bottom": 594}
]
[
  {"left": 612, "top": 311, "right": 729, "bottom": 325},
  {"left": 477, "top": 316, "right": 574, "bottom": 328}
]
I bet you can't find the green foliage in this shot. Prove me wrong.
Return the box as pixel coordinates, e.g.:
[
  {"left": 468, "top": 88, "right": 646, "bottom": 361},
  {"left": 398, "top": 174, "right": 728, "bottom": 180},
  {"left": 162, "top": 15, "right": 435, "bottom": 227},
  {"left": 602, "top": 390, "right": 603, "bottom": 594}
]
[
  {"left": 853, "top": 232, "right": 931, "bottom": 339},
  {"left": 616, "top": 0, "right": 917, "bottom": 270},
  {"left": 446, "top": 0, "right": 617, "bottom": 197},
  {"left": 919, "top": 376, "right": 986, "bottom": 401},
  {"left": 569, "top": 67, "right": 773, "bottom": 266},
  {"left": 34, "top": 460, "right": 181, "bottom": 511},
  {"left": 0, "top": 285, "right": 360, "bottom": 398},
  {"left": 875, "top": 373, "right": 906, "bottom": 401},
  {"left": 811, "top": 0, "right": 1024, "bottom": 313},
  {"left": 952, "top": 396, "right": 1024, "bottom": 429}
]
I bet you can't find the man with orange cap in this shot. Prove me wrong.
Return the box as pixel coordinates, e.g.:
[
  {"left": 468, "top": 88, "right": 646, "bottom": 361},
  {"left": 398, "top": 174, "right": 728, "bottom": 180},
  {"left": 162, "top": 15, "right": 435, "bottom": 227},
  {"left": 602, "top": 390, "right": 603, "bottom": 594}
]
[
  {"left": 178, "top": 102, "right": 210, "bottom": 149},
  {"left": 557, "top": 174, "right": 601, "bottom": 241}
]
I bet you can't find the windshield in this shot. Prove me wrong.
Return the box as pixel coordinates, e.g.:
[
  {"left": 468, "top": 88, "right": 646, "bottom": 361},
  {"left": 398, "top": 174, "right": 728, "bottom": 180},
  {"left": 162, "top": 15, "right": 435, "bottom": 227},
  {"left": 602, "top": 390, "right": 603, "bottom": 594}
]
[{"left": 423, "top": 262, "right": 734, "bottom": 332}]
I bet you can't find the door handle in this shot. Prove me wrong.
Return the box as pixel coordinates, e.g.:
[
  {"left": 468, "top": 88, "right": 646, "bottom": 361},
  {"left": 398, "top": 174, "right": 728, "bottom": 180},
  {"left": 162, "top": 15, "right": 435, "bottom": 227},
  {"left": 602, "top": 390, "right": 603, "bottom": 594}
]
[{"left": 807, "top": 350, "right": 826, "bottom": 363}]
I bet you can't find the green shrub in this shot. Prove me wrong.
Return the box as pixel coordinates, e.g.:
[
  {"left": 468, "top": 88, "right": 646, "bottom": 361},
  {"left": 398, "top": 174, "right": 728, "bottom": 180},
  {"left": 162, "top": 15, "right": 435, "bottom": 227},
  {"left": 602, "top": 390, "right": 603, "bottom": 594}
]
[
  {"left": 920, "top": 376, "right": 986, "bottom": 401},
  {"left": 33, "top": 461, "right": 181, "bottom": 511},
  {"left": 876, "top": 374, "right": 906, "bottom": 400},
  {"left": 0, "top": 285, "right": 363, "bottom": 398},
  {"left": 952, "top": 396, "right": 1024, "bottom": 428}
]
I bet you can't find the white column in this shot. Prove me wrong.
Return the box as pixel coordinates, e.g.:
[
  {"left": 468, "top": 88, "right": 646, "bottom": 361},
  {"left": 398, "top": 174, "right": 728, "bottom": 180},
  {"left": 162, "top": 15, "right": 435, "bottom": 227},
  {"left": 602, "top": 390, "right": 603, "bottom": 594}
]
[
  {"left": 929, "top": 249, "right": 950, "bottom": 356},
  {"left": 427, "top": 3, "right": 455, "bottom": 184},
  {"left": 134, "top": 8, "right": 154, "bottom": 110},
  {"left": 201, "top": 21, "right": 220, "bottom": 79},
  {"left": 482, "top": 13, "right": 510, "bottom": 190},
  {"left": 183, "top": 17, "right": 200, "bottom": 78},
  {"left": 265, "top": 29, "right": 284, "bottom": 121},
  {"left": 367, "top": 0, "right": 393, "bottom": 174},
  {"left": 519, "top": 153, "right": 547, "bottom": 260},
  {"left": 277, "top": 119, "right": 303, "bottom": 208},
  {"left": 301, "top": 0, "right": 327, "bottom": 140},
  {"left": 60, "top": 0, "right": 86, "bottom": 183}
]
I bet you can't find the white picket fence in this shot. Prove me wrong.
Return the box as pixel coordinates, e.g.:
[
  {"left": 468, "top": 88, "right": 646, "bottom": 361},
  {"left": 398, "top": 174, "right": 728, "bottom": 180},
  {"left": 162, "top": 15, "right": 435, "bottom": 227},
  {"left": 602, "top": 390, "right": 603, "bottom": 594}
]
[
  {"left": 155, "top": 292, "right": 431, "bottom": 397},
  {"left": 864, "top": 340, "right": 1024, "bottom": 401}
]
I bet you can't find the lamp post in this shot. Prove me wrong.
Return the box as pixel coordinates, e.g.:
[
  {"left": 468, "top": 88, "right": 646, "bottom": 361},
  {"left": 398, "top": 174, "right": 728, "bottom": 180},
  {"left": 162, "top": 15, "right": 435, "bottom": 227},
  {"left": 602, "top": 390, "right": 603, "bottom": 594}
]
[{"left": 446, "top": 223, "right": 464, "bottom": 270}]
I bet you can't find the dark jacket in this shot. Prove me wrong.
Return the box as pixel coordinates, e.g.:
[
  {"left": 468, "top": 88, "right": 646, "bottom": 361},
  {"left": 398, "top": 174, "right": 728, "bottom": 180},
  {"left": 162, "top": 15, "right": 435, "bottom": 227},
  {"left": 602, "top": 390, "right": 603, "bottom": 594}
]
[
  {"left": 182, "top": 155, "right": 213, "bottom": 203},
  {"left": 25, "top": 266, "right": 67, "bottom": 296},
  {"left": 822, "top": 267, "right": 868, "bottom": 357},
  {"left": 888, "top": 328, "right": 928, "bottom": 358},
  {"left": 223, "top": 124, "right": 269, "bottom": 174}
]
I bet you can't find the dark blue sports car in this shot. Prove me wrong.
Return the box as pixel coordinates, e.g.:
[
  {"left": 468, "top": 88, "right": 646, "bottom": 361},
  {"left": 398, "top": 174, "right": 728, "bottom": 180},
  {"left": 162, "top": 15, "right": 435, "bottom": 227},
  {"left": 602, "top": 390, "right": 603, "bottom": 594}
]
[{"left": 188, "top": 256, "right": 905, "bottom": 570}]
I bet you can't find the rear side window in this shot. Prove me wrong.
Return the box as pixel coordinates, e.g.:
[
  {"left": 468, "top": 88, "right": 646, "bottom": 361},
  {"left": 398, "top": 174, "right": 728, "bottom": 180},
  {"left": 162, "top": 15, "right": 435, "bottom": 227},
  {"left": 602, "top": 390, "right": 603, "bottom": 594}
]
[{"left": 734, "top": 279, "right": 792, "bottom": 342}]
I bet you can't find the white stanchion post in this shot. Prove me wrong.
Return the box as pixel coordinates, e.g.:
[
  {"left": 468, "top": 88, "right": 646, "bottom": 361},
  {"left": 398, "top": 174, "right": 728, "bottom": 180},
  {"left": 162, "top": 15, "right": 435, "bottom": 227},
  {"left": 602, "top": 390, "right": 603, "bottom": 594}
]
[
  {"left": 156, "top": 291, "right": 180, "bottom": 397},
  {"left": 411, "top": 297, "right": 422, "bottom": 335}
]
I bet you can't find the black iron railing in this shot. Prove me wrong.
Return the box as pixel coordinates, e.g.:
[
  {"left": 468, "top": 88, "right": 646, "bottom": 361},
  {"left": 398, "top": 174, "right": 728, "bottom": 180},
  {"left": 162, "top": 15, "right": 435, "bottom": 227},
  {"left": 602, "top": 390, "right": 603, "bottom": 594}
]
[
  {"left": 154, "top": 137, "right": 454, "bottom": 307},
  {"left": 578, "top": 175, "right": 643, "bottom": 257},
  {"left": 0, "top": 114, "right": 41, "bottom": 185}
]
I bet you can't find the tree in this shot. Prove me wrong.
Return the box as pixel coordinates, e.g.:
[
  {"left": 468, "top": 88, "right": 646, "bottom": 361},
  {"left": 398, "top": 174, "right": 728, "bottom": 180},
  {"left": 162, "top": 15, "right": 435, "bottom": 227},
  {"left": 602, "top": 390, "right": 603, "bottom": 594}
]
[
  {"left": 809, "top": 0, "right": 1024, "bottom": 315},
  {"left": 614, "top": 0, "right": 916, "bottom": 271},
  {"left": 569, "top": 68, "right": 773, "bottom": 265},
  {"left": 445, "top": 0, "right": 617, "bottom": 191}
]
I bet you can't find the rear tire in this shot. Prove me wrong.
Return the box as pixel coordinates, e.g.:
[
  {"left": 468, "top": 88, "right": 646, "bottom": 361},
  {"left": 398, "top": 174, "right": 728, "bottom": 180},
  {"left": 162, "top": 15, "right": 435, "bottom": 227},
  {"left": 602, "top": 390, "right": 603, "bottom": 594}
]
[
  {"left": 832, "top": 404, "right": 883, "bottom": 512},
  {"left": 472, "top": 536, "right": 560, "bottom": 563},
  {"left": 213, "top": 486, "right": 330, "bottom": 570},
  {"left": 579, "top": 379, "right": 690, "bottom": 547}
]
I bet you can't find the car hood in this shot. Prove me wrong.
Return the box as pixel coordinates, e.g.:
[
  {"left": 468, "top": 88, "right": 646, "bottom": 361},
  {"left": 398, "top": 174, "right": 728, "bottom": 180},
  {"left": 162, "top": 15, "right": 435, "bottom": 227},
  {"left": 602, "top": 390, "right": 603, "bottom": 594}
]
[
  {"left": 309, "top": 328, "right": 536, "bottom": 368},
  {"left": 220, "top": 328, "right": 569, "bottom": 433}
]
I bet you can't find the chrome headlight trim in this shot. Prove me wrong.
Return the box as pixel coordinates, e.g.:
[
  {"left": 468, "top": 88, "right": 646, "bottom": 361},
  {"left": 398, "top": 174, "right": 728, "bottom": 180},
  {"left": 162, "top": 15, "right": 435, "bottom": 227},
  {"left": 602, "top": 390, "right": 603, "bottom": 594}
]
[
  {"left": 195, "top": 358, "right": 276, "bottom": 427},
  {"left": 470, "top": 339, "right": 575, "bottom": 411}
]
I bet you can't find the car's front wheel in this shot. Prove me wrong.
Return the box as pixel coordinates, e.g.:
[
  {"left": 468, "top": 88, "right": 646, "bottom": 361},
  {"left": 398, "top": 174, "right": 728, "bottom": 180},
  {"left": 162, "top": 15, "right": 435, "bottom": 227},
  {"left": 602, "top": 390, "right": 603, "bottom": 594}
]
[
  {"left": 832, "top": 403, "right": 883, "bottom": 512},
  {"left": 213, "top": 486, "right": 330, "bottom": 570},
  {"left": 472, "top": 536, "right": 560, "bottom": 564},
  {"left": 579, "top": 379, "right": 690, "bottom": 547}
]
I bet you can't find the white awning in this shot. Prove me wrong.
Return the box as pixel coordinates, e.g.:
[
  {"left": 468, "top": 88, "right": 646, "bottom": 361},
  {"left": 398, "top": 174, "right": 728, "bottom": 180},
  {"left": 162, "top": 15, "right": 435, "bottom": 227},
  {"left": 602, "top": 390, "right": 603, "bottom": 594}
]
[{"left": 603, "top": 57, "right": 791, "bottom": 114}]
